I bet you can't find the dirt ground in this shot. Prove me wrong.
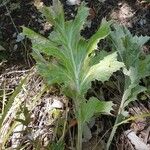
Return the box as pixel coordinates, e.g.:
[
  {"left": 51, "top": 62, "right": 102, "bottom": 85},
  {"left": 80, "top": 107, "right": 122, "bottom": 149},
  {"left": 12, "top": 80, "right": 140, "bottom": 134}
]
[{"left": 0, "top": 0, "right": 149, "bottom": 65}]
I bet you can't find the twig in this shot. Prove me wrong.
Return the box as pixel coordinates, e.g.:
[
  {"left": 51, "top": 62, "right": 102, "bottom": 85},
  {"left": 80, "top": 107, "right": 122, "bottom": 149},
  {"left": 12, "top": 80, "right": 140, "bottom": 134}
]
[{"left": 0, "top": 69, "right": 31, "bottom": 78}]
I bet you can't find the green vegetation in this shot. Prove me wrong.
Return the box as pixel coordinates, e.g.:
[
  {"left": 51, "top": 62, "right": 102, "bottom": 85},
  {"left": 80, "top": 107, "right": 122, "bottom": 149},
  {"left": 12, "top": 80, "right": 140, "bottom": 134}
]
[
  {"left": 22, "top": 1, "right": 125, "bottom": 149},
  {"left": 106, "top": 24, "right": 150, "bottom": 149},
  {"left": 23, "top": 1, "right": 150, "bottom": 149},
  {"left": 0, "top": 0, "right": 149, "bottom": 149}
]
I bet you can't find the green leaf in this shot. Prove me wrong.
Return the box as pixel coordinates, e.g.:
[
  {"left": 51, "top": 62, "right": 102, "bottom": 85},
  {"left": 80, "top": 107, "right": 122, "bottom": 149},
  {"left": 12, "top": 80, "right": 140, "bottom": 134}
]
[
  {"left": 48, "top": 141, "right": 64, "bottom": 150},
  {"left": 111, "top": 25, "right": 150, "bottom": 107},
  {"left": 22, "top": 27, "right": 59, "bottom": 54},
  {"left": 123, "top": 84, "right": 146, "bottom": 109},
  {"left": 87, "top": 19, "right": 111, "bottom": 55},
  {"left": 106, "top": 24, "right": 150, "bottom": 150},
  {"left": 81, "top": 97, "right": 113, "bottom": 123},
  {"left": 81, "top": 52, "right": 124, "bottom": 93},
  {"left": 0, "top": 45, "right": 5, "bottom": 51},
  {"left": 40, "top": 0, "right": 64, "bottom": 26},
  {"left": 23, "top": 26, "right": 74, "bottom": 74},
  {"left": 23, "top": 3, "right": 116, "bottom": 149},
  {"left": 89, "top": 50, "right": 111, "bottom": 66},
  {"left": 40, "top": 6, "right": 55, "bottom": 24},
  {"left": 64, "top": 3, "right": 89, "bottom": 49},
  {"left": 36, "top": 61, "right": 72, "bottom": 86},
  {"left": 138, "top": 55, "right": 150, "bottom": 78},
  {"left": 23, "top": 7, "right": 113, "bottom": 98},
  {"left": 111, "top": 25, "right": 150, "bottom": 69}
]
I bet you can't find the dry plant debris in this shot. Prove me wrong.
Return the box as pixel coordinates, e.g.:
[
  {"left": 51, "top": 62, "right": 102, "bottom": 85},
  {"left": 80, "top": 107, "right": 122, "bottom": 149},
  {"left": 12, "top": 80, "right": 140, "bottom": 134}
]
[{"left": 0, "top": 66, "right": 68, "bottom": 149}]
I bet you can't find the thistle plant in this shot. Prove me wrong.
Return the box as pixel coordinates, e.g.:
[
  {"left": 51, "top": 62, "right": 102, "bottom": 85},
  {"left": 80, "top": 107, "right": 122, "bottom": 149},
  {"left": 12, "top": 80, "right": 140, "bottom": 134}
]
[
  {"left": 106, "top": 25, "right": 150, "bottom": 149},
  {"left": 23, "top": 1, "right": 124, "bottom": 149}
]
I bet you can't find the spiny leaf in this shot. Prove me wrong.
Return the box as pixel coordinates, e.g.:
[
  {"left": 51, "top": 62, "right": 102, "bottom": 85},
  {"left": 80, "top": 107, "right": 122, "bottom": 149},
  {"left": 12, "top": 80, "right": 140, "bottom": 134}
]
[
  {"left": 23, "top": 26, "right": 74, "bottom": 73},
  {"left": 64, "top": 3, "right": 89, "bottom": 50},
  {"left": 123, "top": 84, "right": 146, "bottom": 109},
  {"left": 37, "top": 63, "right": 67, "bottom": 84},
  {"left": 22, "top": 26, "right": 58, "bottom": 50},
  {"left": 138, "top": 55, "right": 150, "bottom": 79},
  {"left": 111, "top": 25, "right": 150, "bottom": 69},
  {"left": 111, "top": 24, "right": 150, "bottom": 106},
  {"left": 107, "top": 24, "right": 150, "bottom": 149},
  {"left": 81, "top": 52, "right": 124, "bottom": 93},
  {"left": 23, "top": 2, "right": 115, "bottom": 149},
  {"left": 81, "top": 97, "right": 113, "bottom": 123},
  {"left": 23, "top": 1, "right": 115, "bottom": 142},
  {"left": 39, "top": 0, "right": 64, "bottom": 26},
  {"left": 89, "top": 50, "right": 111, "bottom": 66},
  {"left": 87, "top": 19, "right": 111, "bottom": 55},
  {"left": 87, "top": 52, "right": 124, "bottom": 81}
]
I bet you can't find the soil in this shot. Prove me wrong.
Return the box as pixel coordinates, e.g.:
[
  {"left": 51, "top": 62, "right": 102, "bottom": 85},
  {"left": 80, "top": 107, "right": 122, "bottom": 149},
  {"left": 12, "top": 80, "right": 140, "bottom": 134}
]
[
  {"left": 0, "top": 0, "right": 149, "bottom": 66},
  {"left": 0, "top": 0, "right": 150, "bottom": 149}
]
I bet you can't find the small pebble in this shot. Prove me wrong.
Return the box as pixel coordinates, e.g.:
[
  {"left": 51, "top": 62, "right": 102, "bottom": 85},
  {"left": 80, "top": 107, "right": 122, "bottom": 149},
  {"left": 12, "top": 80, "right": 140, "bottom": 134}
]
[
  {"left": 66, "top": 0, "right": 80, "bottom": 5},
  {"left": 51, "top": 99, "right": 63, "bottom": 109}
]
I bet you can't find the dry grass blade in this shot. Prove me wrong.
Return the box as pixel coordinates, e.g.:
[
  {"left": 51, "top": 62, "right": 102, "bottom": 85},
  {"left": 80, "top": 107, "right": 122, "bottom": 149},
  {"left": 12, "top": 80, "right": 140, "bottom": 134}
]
[
  {"left": 0, "top": 75, "right": 28, "bottom": 126},
  {"left": 0, "top": 75, "right": 28, "bottom": 148}
]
